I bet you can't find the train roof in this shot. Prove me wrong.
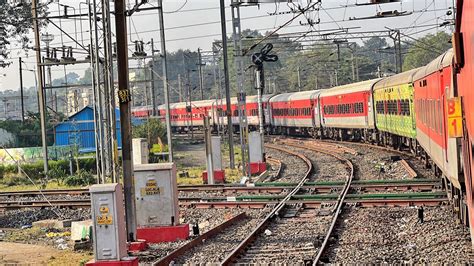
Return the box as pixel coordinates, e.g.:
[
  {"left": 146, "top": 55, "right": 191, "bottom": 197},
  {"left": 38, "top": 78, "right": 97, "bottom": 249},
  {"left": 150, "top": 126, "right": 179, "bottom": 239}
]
[
  {"left": 374, "top": 67, "right": 422, "bottom": 90},
  {"left": 245, "top": 94, "right": 274, "bottom": 103},
  {"left": 210, "top": 94, "right": 273, "bottom": 106},
  {"left": 158, "top": 100, "right": 215, "bottom": 110},
  {"left": 269, "top": 90, "right": 320, "bottom": 103},
  {"left": 319, "top": 78, "right": 382, "bottom": 97},
  {"left": 413, "top": 49, "right": 453, "bottom": 81}
]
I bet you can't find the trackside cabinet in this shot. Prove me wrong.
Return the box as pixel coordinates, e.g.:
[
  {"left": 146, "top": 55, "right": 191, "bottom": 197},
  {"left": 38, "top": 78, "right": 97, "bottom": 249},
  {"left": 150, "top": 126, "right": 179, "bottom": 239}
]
[
  {"left": 89, "top": 183, "right": 127, "bottom": 261},
  {"left": 134, "top": 163, "right": 179, "bottom": 227},
  {"left": 249, "top": 131, "right": 263, "bottom": 163}
]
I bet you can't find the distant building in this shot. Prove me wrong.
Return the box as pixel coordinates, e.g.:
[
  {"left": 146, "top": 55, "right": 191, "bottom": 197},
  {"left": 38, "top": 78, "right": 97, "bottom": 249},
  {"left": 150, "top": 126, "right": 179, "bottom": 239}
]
[
  {"left": 54, "top": 106, "right": 122, "bottom": 153},
  {"left": 66, "top": 86, "right": 93, "bottom": 115},
  {"left": 0, "top": 128, "right": 15, "bottom": 146},
  {"left": 0, "top": 94, "right": 29, "bottom": 121}
]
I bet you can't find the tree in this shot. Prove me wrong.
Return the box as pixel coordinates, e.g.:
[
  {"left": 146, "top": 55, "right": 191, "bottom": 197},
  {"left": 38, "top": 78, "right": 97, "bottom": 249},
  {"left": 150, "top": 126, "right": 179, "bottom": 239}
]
[
  {"left": 0, "top": 111, "right": 61, "bottom": 148},
  {"left": 80, "top": 68, "right": 93, "bottom": 85},
  {"left": 0, "top": 1, "right": 47, "bottom": 61},
  {"left": 51, "top": 72, "right": 80, "bottom": 86},
  {"left": 132, "top": 118, "right": 167, "bottom": 147},
  {"left": 402, "top": 31, "right": 452, "bottom": 71}
]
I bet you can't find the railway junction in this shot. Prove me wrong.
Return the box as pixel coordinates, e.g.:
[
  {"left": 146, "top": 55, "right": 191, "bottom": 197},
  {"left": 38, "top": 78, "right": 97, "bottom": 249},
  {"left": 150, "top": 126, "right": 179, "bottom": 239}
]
[{"left": 0, "top": 0, "right": 474, "bottom": 265}]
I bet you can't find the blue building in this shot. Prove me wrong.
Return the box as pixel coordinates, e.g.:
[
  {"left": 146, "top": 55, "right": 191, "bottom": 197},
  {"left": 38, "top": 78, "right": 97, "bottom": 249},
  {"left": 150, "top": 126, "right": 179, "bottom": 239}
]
[{"left": 55, "top": 106, "right": 122, "bottom": 153}]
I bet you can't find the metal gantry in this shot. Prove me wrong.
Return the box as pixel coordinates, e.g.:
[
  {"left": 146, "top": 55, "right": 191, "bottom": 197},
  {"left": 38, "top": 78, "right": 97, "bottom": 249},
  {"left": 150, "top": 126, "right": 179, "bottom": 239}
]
[
  {"left": 231, "top": 0, "right": 251, "bottom": 178},
  {"left": 88, "top": 0, "right": 118, "bottom": 183}
]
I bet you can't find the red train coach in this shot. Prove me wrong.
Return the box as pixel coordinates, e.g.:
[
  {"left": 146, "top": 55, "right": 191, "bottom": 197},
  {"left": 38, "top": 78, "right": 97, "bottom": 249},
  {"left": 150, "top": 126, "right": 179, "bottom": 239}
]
[
  {"left": 158, "top": 100, "right": 214, "bottom": 131},
  {"left": 413, "top": 50, "right": 464, "bottom": 206},
  {"left": 131, "top": 105, "right": 154, "bottom": 118},
  {"left": 269, "top": 90, "right": 320, "bottom": 136},
  {"left": 318, "top": 79, "right": 381, "bottom": 141},
  {"left": 454, "top": 0, "right": 474, "bottom": 242},
  {"left": 211, "top": 95, "right": 274, "bottom": 131}
]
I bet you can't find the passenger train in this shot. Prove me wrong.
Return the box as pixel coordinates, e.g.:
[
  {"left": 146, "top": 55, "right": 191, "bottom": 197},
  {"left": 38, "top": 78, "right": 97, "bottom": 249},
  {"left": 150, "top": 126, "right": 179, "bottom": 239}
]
[{"left": 131, "top": 0, "right": 474, "bottom": 239}]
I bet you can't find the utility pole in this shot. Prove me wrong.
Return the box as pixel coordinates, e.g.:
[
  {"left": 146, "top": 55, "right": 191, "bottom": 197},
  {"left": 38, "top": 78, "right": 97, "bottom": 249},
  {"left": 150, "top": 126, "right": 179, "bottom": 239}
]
[
  {"left": 231, "top": 0, "right": 251, "bottom": 177},
  {"left": 32, "top": 0, "right": 49, "bottom": 177},
  {"left": 197, "top": 48, "right": 204, "bottom": 100},
  {"left": 158, "top": 0, "right": 174, "bottom": 162},
  {"left": 297, "top": 66, "right": 301, "bottom": 91},
  {"left": 219, "top": 0, "right": 235, "bottom": 169},
  {"left": 114, "top": 0, "right": 136, "bottom": 242},
  {"left": 212, "top": 45, "right": 222, "bottom": 135},
  {"left": 390, "top": 30, "right": 403, "bottom": 73},
  {"left": 178, "top": 74, "right": 182, "bottom": 102},
  {"left": 351, "top": 51, "right": 356, "bottom": 81},
  {"left": 315, "top": 75, "right": 318, "bottom": 90},
  {"left": 18, "top": 58, "right": 24, "bottom": 122},
  {"left": 397, "top": 30, "right": 402, "bottom": 73},
  {"left": 355, "top": 57, "right": 359, "bottom": 81},
  {"left": 186, "top": 70, "right": 194, "bottom": 141},
  {"left": 101, "top": 0, "right": 118, "bottom": 182},
  {"left": 150, "top": 38, "right": 157, "bottom": 116}
]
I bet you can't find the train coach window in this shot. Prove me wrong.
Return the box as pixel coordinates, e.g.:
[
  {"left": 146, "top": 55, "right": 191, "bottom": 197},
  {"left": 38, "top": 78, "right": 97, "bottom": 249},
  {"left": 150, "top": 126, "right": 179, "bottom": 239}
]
[
  {"left": 357, "top": 102, "right": 364, "bottom": 113},
  {"left": 376, "top": 101, "right": 382, "bottom": 114},
  {"left": 436, "top": 100, "right": 440, "bottom": 134},
  {"left": 406, "top": 100, "right": 410, "bottom": 116},
  {"left": 430, "top": 100, "right": 434, "bottom": 130},
  {"left": 422, "top": 100, "right": 425, "bottom": 124}
]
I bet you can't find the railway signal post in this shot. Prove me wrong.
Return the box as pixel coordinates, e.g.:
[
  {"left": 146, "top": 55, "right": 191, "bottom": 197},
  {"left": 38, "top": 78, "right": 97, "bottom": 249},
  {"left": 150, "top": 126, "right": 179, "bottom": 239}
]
[{"left": 251, "top": 43, "right": 278, "bottom": 177}]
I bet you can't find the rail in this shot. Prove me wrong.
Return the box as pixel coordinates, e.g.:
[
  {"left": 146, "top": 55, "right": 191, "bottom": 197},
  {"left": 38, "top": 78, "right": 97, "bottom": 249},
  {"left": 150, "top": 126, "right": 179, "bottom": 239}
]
[
  {"left": 153, "top": 213, "right": 247, "bottom": 266},
  {"left": 220, "top": 143, "right": 313, "bottom": 265},
  {"left": 280, "top": 140, "right": 354, "bottom": 264},
  {"left": 264, "top": 157, "right": 283, "bottom": 181}
]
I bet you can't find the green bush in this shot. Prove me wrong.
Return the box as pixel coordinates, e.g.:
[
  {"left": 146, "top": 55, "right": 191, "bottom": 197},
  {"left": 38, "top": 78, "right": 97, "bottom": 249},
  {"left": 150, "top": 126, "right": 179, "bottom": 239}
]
[
  {"left": 0, "top": 164, "right": 17, "bottom": 179},
  {"left": 64, "top": 169, "right": 96, "bottom": 186},
  {"left": 78, "top": 158, "right": 96, "bottom": 174},
  {"left": 47, "top": 164, "right": 67, "bottom": 185},
  {"left": 0, "top": 157, "right": 97, "bottom": 184},
  {"left": 20, "top": 161, "right": 45, "bottom": 179},
  {"left": 2, "top": 174, "right": 30, "bottom": 186}
]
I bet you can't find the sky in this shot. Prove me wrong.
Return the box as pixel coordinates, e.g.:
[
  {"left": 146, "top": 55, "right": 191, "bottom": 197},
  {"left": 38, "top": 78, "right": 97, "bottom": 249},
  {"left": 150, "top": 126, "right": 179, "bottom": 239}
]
[{"left": 0, "top": 0, "right": 454, "bottom": 91}]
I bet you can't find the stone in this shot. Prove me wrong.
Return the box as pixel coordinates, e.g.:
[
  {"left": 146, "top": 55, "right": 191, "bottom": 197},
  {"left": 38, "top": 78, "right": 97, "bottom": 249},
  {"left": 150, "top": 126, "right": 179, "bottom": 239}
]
[{"left": 32, "top": 219, "right": 64, "bottom": 229}]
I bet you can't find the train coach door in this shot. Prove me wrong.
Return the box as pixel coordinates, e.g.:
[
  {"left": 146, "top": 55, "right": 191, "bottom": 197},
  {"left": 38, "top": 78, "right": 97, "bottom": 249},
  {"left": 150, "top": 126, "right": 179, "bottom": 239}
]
[
  {"left": 410, "top": 85, "right": 416, "bottom": 131},
  {"left": 314, "top": 96, "right": 322, "bottom": 128}
]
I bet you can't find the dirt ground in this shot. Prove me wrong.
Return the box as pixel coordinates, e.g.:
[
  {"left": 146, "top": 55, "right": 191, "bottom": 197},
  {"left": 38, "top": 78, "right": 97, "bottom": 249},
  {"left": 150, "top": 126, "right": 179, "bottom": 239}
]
[
  {"left": 174, "top": 138, "right": 207, "bottom": 168},
  {"left": 0, "top": 242, "right": 58, "bottom": 264},
  {"left": 0, "top": 242, "right": 92, "bottom": 265}
]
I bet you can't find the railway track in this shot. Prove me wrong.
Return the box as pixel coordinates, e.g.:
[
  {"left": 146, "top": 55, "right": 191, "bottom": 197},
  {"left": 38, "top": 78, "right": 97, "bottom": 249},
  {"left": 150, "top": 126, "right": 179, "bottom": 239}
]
[
  {"left": 219, "top": 140, "right": 352, "bottom": 265},
  {"left": 0, "top": 192, "right": 448, "bottom": 211},
  {"left": 149, "top": 140, "right": 313, "bottom": 265},
  {"left": 0, "top": 181, "right": 443, "bottom": 210},
  {"left": 0, "top": 178, "right": 440, "bottom": 197}
]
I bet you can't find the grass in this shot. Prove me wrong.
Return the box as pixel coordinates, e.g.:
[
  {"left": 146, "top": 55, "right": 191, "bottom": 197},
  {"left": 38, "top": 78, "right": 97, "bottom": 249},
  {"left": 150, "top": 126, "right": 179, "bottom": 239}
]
[
  {"left": 0, "top": 181, "right": 83, "bottom": 192},
  {"left": 48, "top": 251, "right": 93, "bottom": 266},
  {"left": 4, "top": 227, "right": 45, "bottom": 242}
]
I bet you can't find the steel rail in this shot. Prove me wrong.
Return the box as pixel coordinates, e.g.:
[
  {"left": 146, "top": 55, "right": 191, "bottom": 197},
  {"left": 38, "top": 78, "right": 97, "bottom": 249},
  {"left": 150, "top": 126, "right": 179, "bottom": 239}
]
[
  {"left": 220, "top": 144, "right": 313, "bottom": 265},
  {"left": 0, "top": 179, "right": 440, "bottom": 197},
  {"left": 264, "top": 157, "right": 283, "bottom": 180},
  {"left": 280, "top": 140, "right": 355, "bottom": 264},
  {"left": 180, "top": 197, "right": 447, "bottom": 209},
  {"left": 152, "top": 213, "right": 247, "bottom": 266}
]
